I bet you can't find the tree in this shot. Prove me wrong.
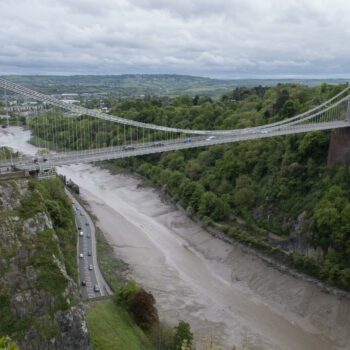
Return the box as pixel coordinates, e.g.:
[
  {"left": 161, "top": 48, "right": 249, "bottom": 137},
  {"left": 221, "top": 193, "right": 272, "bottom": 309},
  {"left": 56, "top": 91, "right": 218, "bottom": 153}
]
[
  {"left": 198, "top": 192, "right": 229, "bottom": 221},
  {"left": 0, "top": 337, "right": 19, "bottom": 350},
  {"left": 281, "top": 100, "right": 297, "bottom": 118},
  {"left": 171, "top": 321, "right": 193, "bottom": 350},
  {"left": 115, "top": 280, "right": 140, "bottom": 308},
  {"left": 298, "top": 131, "right": 328, "bottom": 160},
  {"left": 128, "top": 289, "right": 159, "bottom": 330},
  {"left": 312, "top": 200, "right": 340, "bottom": 254}
]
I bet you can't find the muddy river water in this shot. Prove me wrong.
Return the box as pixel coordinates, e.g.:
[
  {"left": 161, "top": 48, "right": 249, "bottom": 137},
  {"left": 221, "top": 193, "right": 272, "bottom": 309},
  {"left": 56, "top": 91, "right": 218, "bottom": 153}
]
[{"left": 1, "top": 127, "right": 350, "bottom": 349}]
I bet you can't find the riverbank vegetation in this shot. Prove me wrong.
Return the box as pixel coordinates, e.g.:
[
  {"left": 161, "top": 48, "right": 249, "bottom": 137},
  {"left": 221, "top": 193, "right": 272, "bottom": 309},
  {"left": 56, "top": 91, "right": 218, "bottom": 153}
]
[{"left": 28, "top": 83, "right": 350, "bottom": 291}]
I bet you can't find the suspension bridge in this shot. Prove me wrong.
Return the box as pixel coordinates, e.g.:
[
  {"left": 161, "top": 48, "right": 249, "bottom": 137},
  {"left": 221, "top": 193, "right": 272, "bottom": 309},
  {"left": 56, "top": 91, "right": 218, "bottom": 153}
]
[{"left": 0, "top": 78, "right": 349, "bottom": 173}]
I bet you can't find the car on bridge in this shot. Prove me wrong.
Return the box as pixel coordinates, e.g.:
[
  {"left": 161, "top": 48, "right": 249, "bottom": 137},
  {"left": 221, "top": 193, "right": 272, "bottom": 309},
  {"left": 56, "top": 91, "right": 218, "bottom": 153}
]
[
  {"left": 122, "top": 145, "right": 135, "bottom": 151},
  {"left": 152, "top": 142, "right": 164, "bottom": 147}
]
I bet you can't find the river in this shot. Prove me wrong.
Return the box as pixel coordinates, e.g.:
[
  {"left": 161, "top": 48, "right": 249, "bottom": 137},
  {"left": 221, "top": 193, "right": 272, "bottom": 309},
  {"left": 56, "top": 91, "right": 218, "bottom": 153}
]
[{"left": 1, "top": 126, "right": 350, "bottom": 350}]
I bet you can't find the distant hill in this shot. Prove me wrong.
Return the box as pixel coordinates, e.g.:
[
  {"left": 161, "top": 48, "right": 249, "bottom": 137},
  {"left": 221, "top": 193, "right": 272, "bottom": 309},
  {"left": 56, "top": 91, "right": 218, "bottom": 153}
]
[{"left": 1, "top": 74, "right": 349, "bottom": 97}]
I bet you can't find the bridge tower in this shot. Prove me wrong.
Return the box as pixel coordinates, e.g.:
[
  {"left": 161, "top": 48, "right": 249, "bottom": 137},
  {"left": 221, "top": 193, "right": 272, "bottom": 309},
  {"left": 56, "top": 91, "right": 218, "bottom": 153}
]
[{"left": 327, "top": 100, "right": 350, "bottom": 166}]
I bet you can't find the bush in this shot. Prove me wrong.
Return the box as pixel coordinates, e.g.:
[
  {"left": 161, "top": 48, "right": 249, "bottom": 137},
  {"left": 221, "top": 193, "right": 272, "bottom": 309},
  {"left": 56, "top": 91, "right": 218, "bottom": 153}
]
[
  {"left": 170, "top": 321, "right": 193, "bottom": 350},
  {"left": 128, "top": 289, "right": 159, "bottom": 330},
  {"left": 0, "top": 336, "right": 19, "bottom": 350},
  {"left": 115, "top": 280, "right": 141, "bottom": 308}
]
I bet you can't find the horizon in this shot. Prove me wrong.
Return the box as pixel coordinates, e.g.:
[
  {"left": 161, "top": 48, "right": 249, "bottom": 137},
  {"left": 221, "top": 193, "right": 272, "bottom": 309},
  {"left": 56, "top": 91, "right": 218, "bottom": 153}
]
[{"left": 1, "top": 73, "right": 350, "bottom": 81}]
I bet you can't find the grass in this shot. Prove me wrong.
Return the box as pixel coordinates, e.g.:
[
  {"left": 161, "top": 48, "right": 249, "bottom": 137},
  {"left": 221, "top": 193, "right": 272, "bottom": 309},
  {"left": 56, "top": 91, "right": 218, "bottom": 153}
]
[{"left": 87, "top": 299, "right": 154, "bottom": 350}]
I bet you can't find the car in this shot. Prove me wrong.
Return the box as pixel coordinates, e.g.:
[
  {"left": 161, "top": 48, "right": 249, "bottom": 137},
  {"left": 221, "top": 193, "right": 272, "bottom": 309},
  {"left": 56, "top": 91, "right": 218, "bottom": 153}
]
[
  {"left": 88, "top": 264, "right": 93, "bottom": 270},
  {"left": 152, "top": 142, "right": 164, "bottom": 147},
  {"left": 122, "top": 145, "right": 135, "bottom": 151},
  {"left": 206, "top": 136, "right": 216, "bottom": 141},
  {"left": 79, "top": 253, "right": 84, "bottom": 258},
  {"left": 87, "top": 234, "right": 91, "bottom": 239},
  {"left": 85, "top": 222, "right": 89, "bottom": 226},
  {"left": 94, "top": 284, "right": 100, "bottom": 292},
  {"left": 259, "top": 130, "right": 269, "bottom": 134},
  {"left": 87, "top": 251, "right": 92, "bottom": 256},
  {"left": 79, "top": 231, "right": 84, "bottom": 236},
  {"left": 183, "top": 138, "right": 192, "bottom": 143},
  {"left": 81, "top": 280, "right": 86, "bottom": 286},
  {"left": 33, "top": 158, "right": 38, "bottom": 163},
  {"left": 43, "top": 157, "right": 48, "bottom": 162},
  {"left": 78, "top": 226, "right": 82, "bottom": 230}
]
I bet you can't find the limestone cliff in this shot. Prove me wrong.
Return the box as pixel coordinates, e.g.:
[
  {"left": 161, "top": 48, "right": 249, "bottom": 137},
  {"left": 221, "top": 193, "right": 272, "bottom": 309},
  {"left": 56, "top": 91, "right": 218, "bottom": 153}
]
[{"left": 0, "top": 178, "right": 91, "bottom": 350}]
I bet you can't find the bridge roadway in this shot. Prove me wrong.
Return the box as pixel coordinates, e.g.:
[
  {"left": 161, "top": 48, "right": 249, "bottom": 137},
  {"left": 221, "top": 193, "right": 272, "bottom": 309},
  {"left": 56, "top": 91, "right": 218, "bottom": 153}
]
[{"left": 3, "top": 120, "right": 349, "bottom": 171}]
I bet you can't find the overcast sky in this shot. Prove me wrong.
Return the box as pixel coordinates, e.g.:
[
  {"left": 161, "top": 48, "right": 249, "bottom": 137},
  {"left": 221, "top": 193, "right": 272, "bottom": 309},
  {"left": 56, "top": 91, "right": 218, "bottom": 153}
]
[{"left": 0, "top": 0, "right": 349, "bottom": 78}]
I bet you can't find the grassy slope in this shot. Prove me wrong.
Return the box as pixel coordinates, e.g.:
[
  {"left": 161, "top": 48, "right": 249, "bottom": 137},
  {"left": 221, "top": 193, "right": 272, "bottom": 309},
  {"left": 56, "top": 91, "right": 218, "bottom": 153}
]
[{"left": 87, "top": 299, "right": 153, "bottom": 350}]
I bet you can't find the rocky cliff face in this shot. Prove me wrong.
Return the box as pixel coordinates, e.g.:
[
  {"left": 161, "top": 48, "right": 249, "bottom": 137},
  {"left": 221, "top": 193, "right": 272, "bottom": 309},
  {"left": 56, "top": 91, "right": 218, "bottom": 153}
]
[{"left": 0, "top": 179, "right": 91, "bottom": 350}]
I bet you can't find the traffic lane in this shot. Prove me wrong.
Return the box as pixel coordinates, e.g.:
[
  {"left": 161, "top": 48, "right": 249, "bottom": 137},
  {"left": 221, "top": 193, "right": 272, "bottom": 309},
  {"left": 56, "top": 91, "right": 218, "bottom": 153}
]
[
  {"left": 73, "top": 199, "right": 101, "bottom": 299},
  {"left": 72, "top": 189, "right": 112, "bottom": 296},
  {"left": 80, "top": 224, "right": 99, "bottom": 298},
  {"left": 76, "top": 206, "right": 101, "bottom": 298}
]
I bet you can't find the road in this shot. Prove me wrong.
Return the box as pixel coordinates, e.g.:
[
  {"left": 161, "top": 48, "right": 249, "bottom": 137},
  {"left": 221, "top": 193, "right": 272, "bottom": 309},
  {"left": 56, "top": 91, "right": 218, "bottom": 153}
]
[
  {"left": 3, "top": 120, "right": 350, "bottom": 172},
  {"left": 65, "top": 189, "right": 112, "bottom": 299}
]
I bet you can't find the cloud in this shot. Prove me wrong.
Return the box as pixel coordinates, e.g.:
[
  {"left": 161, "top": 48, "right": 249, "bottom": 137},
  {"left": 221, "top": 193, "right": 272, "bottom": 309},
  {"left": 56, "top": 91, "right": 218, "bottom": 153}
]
[{"left": 0, "top": 0, "right": 349, "bottom": 77}]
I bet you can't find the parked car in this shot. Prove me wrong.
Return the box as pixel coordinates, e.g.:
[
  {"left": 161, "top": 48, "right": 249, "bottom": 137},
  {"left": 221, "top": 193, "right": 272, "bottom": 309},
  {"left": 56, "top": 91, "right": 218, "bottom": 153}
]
[
  {"left": 94, "top": 284, "right": 100, "bottom": 292},
  {"left": 81, "top": 280, "right": 86, "bottom": 286},
  {"left": 79, "top": 253, "right": 84, "bottom": 258},
  {"left": 79, "top": 231, "right": 84, "bottom": 236},
  {"left": 78, "top": 226, "right": 82, "bottom": 230}
]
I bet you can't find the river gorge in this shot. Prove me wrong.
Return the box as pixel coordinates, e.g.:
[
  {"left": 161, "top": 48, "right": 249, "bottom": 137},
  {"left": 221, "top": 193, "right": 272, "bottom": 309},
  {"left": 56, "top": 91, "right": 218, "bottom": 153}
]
[{"left": 1, "top": 126, "right": 350, "bottom": 350}]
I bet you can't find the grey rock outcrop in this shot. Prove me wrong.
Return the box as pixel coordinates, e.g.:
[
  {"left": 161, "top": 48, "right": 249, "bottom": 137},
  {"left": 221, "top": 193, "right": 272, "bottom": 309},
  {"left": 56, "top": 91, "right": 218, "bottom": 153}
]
[{"left": 0, "top": 179, "right": 91, "bottom": 350}]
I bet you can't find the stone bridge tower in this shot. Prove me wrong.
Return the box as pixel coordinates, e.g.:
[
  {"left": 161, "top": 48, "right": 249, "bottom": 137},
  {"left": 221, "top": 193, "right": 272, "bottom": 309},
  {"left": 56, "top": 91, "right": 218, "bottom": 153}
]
[{"left": 327, "top": 101, "right": 350, "bottom": 166}]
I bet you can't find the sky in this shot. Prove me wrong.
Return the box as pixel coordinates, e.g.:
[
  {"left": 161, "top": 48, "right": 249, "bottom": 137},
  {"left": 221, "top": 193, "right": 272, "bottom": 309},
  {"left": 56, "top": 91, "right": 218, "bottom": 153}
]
[{"left": 0, "top": 0, "right": 349, "bottom": 78}]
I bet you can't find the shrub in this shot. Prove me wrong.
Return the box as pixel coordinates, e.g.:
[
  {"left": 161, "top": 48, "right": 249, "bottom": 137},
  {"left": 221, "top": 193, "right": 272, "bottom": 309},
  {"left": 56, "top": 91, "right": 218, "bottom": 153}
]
[
  {"left": 128, "top": 289, "right": 159, "bottom": 330},
  {"left": 115, "top": 280, "right": 141, "bottom": 308}
]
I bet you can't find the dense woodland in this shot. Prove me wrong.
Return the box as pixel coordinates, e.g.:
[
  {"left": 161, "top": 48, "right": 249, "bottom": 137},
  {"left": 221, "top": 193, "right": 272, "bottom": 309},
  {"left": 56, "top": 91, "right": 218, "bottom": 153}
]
[{"left": 28, "top": 83, "right": 350, "bottom": 291}]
